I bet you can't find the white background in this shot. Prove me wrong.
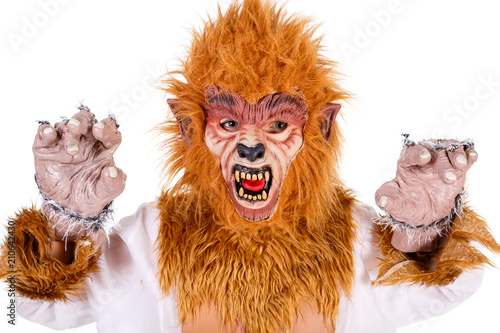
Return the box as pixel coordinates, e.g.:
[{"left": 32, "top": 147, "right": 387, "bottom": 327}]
[{"left": 1, "top": 0, "right": 499, "bottom": 332}]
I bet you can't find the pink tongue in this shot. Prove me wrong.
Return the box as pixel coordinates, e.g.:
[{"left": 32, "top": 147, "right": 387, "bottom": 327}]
[{"left": 241, "top": 178, "right": 266, "bottom": 192}]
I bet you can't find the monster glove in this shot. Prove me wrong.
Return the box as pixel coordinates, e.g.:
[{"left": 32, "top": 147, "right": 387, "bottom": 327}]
[
  {"left": 0, "top": 105, "right": 126, "bottom": 301},
  {"left": 373, "top": 136, "right": 500, "bottom": 286}
]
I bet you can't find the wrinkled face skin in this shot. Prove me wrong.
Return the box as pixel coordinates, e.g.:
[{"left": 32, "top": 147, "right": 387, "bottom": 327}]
[{"left": 204, "top": 85, "right": 307, "bottom": 221}]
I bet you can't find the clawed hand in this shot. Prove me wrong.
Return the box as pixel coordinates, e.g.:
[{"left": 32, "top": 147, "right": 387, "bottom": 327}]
[
  {"left": 33, "top": 106, "right": 126, "bottom": 241},
  {"left": 375, "top": 138, "right": 477, "bottom": 252}
]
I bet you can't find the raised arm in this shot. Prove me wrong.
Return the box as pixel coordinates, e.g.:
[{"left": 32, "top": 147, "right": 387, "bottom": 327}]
[
  {"left": 372, "top": 136, "right": 500, "bottom": 286},
  {"left": 0, "top": 105, "right": 126, "bottom": 302}
]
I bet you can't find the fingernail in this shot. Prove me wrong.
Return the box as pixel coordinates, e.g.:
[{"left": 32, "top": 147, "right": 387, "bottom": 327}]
[
  {"left": 456, "top": 155, "right": 467, "bottom": 165},
  {"left": 377, "top": 196, "right": 388, "bottom": 208},
  {"left": 445, "top": 169, "right": 456, "bottom": 181},
  {"left": 68, "top": 118, "right": 80, "bottom": 126},
  {"left": 468, "top": 151, "right": 477, "bottom": 157},
  {"left": 43, "top": 127, "right": 54, "bottom": 135},
  {"left": 67, "top": 141, "right": 79, "bottom": 152},
  {"left": 94, "top": 121, "right": 105, "bottom": 129},
  {"left": 418, "top": 149, "right": 431, "bottom": 159},
  {"left": 109, "top": 167, "right": 118, "bottom": 178}
]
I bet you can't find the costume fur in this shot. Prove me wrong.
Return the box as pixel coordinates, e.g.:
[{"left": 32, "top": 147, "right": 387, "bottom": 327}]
[
  {"left": 1, "top": 1, "right": 499, "bottom": 333},
  {"left": 375, "top": 206, "right": 500, "bottom": 286},
  {"left": 156, "top": 1, "right": 356, "bottom": 331},
  {"left": 0, "top": 208, "right": 100, "bottom": 301}
]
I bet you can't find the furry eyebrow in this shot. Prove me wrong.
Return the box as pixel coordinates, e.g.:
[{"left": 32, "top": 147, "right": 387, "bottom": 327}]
[
  {"left": 205, "top": 92, "right": 246, "bottom": 122},
  {"left": 259, "top": 93, "right": 305, "bottom": 110},
  {"left": 205, "top": 91, "right": 308, "bottom": 124},
  {"left": 207, "top": 92, "right": 238, "bottom": 108},
  {"left": 257, "top": 93, "right": 308, "bottom": 123}
]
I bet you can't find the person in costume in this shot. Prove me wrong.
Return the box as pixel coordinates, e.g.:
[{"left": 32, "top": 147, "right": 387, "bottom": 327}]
[{"left": 1, "top": 0, "right": 499, "bottom": 332}]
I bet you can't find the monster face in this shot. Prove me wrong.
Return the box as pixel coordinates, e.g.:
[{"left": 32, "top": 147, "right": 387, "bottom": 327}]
[{"left": 204, "top": 85, "right": 307, "bottom": 221}]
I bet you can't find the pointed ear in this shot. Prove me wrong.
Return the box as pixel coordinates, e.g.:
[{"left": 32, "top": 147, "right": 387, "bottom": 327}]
[
  {"left": 167, "top": 98, "right": 192, "bottom": 147},
  {"left": 320, "top": 103, "right": 341, "bottom": 143}
]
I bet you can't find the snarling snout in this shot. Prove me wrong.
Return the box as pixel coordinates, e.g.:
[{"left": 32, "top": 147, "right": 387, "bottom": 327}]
[
  {"left": 204, "top": 88, "right": 307, "bottom": 222},
  {"left": 234, "top": 165, "right": 272, "bottom": 202}
]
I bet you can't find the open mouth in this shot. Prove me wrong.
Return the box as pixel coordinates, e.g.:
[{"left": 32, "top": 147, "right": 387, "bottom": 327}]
[{"left": 233, "top": 165, "right": 272, "bottom": 202}]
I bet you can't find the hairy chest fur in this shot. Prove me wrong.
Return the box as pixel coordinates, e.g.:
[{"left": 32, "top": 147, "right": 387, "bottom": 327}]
[{"left": 155, "top": 196, "right": 356, "bottom": 333}]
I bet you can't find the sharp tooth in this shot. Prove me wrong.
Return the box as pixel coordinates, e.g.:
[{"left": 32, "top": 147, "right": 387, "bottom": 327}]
[
  {"left": 265, "top": 171, "right": 270, "bottom": 182},
  {"left": 246, "top": 173, "right": 252, "bottom": 180},
  {"left": 244, "top": 194, "right": 248, "bottom": 199},
  {"left": 239, "top": 187, "right": 244, "bottom": 197},
  {"left": 235, "top": 170, "right": 240, "bottom": 182},
  {"left": 252, "top": 174, "right": 257, "bottom": 181},
  {"left": 262, "top": 191, "right": 268, "bottom": 200},
  {"left": 258, "top": 194, "right": 262, "bottom": 200},
  {"left": 258, "top": 173, "right": 263, "bottom": 180},
  {"left": 253, "top": 196, "right": 257, "bottom": 201}
]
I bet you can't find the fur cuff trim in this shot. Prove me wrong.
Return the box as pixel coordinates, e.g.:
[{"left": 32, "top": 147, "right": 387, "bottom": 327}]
[
  {"left": 373, "top": 206, "right": 500, "bottom": 287},
  {"left": 43, "top": 195, "right": 115, "bottom": 241},
  {"left": 36, "top": 176, "right": 116, "bottom": 241},
  {"left": 402, "top": 134, "right": 474, "bottom": 151},
  {"left": 375, "top": 193, "right": 464, "bottom": 245},
  {"left": 0, "top": 207, "right": 101, "bottom": 301}
]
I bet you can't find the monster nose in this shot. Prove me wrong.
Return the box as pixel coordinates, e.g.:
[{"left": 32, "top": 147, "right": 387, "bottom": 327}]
[{"left": 237, "top": 143, "right": 265, "bottom": 162}]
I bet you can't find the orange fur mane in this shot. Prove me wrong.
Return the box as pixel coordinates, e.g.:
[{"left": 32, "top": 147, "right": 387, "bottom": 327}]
[{"left": 156, "top": 0, "right": 356, "bottom": 331}]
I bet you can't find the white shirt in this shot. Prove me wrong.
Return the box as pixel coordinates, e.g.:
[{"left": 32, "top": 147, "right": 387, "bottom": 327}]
[{"left": 17, "top": 202, "right": 483, "bottom": 333}]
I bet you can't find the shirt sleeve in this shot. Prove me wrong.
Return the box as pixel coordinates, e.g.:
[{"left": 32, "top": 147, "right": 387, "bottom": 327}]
[
  {"left": 17, "top": 294, "right": 96, "bottom": 330},
  {"left": 354, "top": 204, "right": 485, "bottom": 327},
  {"left": 4, "top": 202, "right": 174, "bottom": 332}
]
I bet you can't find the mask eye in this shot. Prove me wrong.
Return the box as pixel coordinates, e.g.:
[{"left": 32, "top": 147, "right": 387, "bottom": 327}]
[
  {"left": 220, "top": 119, "right": 241, "bottom": 132},
  {"left": 267, "top": 121, "right": 288, "bottom": 133}
]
